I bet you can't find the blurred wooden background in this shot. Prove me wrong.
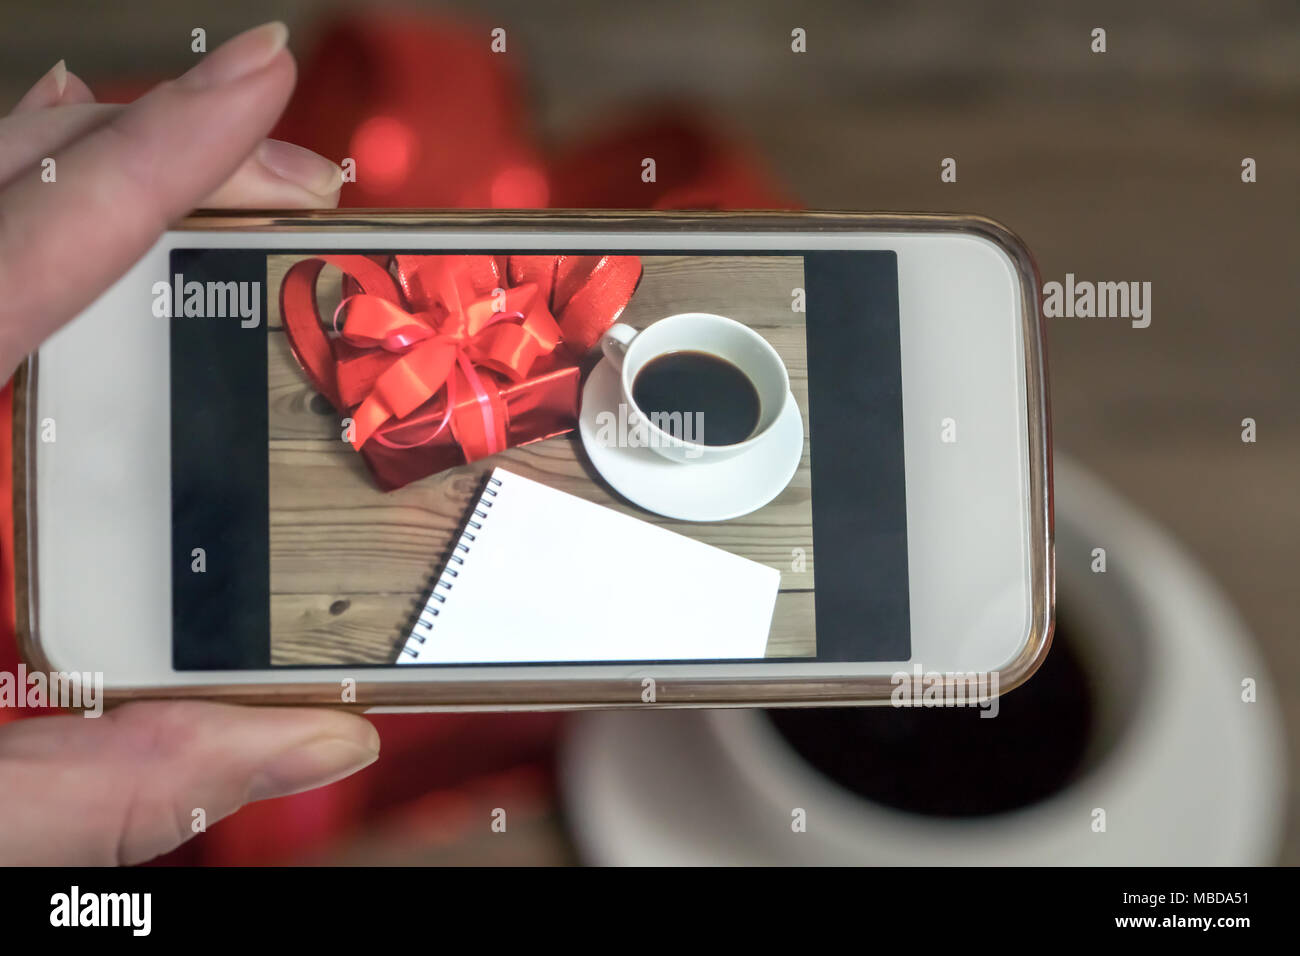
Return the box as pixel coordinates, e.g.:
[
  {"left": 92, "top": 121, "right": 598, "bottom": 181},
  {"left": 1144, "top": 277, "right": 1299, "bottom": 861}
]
[
  {"left": 2, "top": 0, "right": 1296, "bottom": 861},
  {"left": 265, "top": 254, "right": 813, "bottom": 663}
]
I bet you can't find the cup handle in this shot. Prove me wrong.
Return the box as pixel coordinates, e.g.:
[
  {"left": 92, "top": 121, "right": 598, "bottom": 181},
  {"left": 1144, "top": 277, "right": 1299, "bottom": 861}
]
[{"left": 599, "top": 323, "right": 638, "bottom": 372}]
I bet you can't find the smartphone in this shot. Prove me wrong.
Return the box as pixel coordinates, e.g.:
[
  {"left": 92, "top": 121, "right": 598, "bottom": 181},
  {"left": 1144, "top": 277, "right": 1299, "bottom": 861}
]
[{"left": 14, "top": 211, "right": 1052, "bottom": 710}]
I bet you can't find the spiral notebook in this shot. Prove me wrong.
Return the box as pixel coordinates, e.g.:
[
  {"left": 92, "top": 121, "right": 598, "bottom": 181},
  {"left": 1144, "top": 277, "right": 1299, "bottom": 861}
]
[{"left": 397, "top": 467, "right": 780, "bottom": 664}]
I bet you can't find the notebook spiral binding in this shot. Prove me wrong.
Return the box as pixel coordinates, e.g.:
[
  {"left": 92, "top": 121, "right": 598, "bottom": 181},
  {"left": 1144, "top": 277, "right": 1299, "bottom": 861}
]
[{"left": 399, "top": 474, "right": 503, "bottom": 660}]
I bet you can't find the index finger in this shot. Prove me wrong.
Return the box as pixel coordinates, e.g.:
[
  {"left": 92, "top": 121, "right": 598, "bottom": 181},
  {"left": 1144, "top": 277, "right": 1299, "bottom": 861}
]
[{"left": 0, "top": 22, "right": 296, "bottom": 376}]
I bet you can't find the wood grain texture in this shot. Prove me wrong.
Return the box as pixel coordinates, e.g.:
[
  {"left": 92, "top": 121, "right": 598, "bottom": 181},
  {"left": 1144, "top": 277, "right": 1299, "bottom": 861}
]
[
  {"left": 267, "top": 255, "right": 814, "bottom": 664},
  {"left": 265, "top": 254, "right": 806, "bottom": 329},
  {"left": 269, "top": 589, "right": 814, "bottom": 666}
]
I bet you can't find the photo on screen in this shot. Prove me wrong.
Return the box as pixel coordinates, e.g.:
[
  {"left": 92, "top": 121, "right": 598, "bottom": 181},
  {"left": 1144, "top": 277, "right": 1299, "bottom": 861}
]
[{"left": 168, "top": 247, "right": 909, "bottom": 669}]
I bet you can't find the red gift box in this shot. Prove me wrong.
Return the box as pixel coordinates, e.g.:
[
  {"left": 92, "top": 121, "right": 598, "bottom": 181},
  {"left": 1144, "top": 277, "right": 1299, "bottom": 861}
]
[{"left": 280, "top": 253, "right": 641, "bottom": 491}]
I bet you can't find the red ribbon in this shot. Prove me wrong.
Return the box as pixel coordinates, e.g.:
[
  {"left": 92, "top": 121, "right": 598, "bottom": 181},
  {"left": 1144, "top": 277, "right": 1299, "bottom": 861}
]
[{"left": 280, "top": 253, "right": 640, "bottom": 465}]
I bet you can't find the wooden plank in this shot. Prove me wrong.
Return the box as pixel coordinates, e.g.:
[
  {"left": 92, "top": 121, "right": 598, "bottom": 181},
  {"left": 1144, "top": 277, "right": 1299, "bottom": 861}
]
[
  {"left": 267, "top": 326, "right": 809, "bottom": 441},
  {"left": 270, "top": 589, "right": 814, "bottom": 666},
  {"left": 268, "top": 435, "right": 815, "bottom": 591},
  {"left": 266, "top": 254, "right": 805, "bottom": 330}
]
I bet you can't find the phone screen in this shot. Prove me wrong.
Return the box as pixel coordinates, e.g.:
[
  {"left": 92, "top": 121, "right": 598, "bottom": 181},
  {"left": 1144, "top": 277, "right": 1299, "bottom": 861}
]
[{"left": 168, "top": 247, "right": 909, "bottom": 669}]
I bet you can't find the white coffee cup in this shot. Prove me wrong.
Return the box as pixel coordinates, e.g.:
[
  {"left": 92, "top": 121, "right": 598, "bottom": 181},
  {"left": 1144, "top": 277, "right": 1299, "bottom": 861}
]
[
  {"left": 598, "top": 312, "right": 790, "bottom": 463},
  {"left": 560, "top": 457, "right": 1287, "bottom": 865}
]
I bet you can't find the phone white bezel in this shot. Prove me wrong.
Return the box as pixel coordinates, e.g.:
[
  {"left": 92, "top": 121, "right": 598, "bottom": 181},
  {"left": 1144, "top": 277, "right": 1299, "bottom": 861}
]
[{"left": 16, "top": 211, "right": 1052, "bottom": 708}]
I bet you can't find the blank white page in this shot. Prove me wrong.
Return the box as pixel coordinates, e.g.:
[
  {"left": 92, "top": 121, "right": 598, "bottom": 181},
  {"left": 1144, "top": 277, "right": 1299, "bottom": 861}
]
[{"left": 398, "top": 467, "right": 780, "bottom": 664}]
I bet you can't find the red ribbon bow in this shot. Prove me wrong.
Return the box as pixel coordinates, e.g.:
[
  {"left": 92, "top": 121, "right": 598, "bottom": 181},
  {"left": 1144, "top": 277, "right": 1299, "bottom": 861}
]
[{"left": 280, "top": 253, "right": 640, "bottom": 466}]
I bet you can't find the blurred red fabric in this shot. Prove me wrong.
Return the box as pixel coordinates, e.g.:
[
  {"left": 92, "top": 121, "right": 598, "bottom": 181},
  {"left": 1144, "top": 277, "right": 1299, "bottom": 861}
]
[{"left": 1, "top": 12, "right": 793, "bottom": 864}]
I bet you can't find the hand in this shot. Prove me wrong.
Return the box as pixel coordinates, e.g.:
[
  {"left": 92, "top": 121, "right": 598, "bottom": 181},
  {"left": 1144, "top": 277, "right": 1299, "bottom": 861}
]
[{"left": 0, "top": 22, "right": 379, "bottom": 865}]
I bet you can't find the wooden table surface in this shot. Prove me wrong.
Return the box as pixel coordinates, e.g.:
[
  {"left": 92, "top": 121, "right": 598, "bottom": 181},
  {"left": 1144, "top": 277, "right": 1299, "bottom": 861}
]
[{"left": 266, "top": 254, "right": 814, "bottom": 665}]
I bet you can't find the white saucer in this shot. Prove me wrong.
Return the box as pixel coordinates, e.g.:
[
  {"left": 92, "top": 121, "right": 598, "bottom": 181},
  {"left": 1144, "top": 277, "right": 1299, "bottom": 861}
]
[{"left": 578, "top": 358, "right": 804, "bottom": 522}]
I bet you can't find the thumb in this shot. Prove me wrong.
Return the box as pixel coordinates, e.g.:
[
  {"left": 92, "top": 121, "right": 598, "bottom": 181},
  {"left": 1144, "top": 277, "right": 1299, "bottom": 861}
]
[{"left": 0, "top": 701, "right": 379, "bottom": 865}]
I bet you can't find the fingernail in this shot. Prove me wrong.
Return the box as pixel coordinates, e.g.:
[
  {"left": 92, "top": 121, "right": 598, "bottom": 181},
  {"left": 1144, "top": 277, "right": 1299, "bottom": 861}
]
[
  {"left": 257, "top": 139, "right": 343, "bottom": 195},
  {"left": 181, "top": 21, "right": 288, "bottom": 90},
  {"left": 12, "top": 59, "right": 68, "bottom": 112},
  {"left": 47, "top": 59, "right": 68, "bottom": 96},
  {"left": 248, "top": 733, "right": 379, "bottom": 803}
]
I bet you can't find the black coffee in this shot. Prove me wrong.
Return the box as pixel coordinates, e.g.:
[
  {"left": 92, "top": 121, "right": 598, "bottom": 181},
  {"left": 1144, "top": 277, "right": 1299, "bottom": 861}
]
[
  {"left": 631, "top": 351, "right": 761, "bottom": 446},
  {"left": 765, "top": 619, "right": 1095, "bottom": 817}
]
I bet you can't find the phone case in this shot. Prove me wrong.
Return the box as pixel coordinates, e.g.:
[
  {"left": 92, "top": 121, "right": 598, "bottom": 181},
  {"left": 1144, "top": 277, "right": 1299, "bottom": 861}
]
[{"left": 12, "top": 209, "right": 1053, "bottom": 710}]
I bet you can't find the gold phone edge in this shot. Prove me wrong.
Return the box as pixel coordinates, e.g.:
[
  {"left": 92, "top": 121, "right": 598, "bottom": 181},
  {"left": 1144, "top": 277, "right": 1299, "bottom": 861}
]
[{"left": 14, "top": 209, "right": 1054, "bottom": 710}]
